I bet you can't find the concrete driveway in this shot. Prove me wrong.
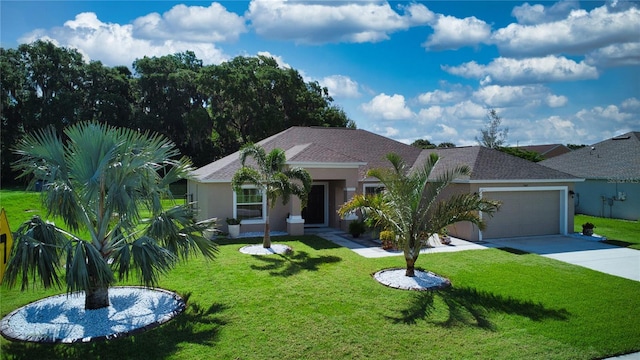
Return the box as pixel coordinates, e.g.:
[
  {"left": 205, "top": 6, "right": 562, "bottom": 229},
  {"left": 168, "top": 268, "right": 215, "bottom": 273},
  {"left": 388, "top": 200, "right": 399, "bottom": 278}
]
[{"left": 486, "top": 235, "right": 640, "bottom": 282}]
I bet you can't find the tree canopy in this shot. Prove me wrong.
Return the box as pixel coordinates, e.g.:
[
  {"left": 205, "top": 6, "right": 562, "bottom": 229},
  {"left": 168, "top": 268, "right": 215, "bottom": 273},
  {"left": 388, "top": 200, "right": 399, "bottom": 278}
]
[
  {"left": 1, "top": 41, "right": 353, "bottom": 186},
  {"left": 476, "top": 109, "right": 508, "bottom": 149}
]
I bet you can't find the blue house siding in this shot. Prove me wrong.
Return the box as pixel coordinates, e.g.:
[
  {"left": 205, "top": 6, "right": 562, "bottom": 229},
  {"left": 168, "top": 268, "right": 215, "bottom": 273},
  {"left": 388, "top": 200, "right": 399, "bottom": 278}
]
[{"left": 575, "top": 179, "right": 640, "bottom": 221}]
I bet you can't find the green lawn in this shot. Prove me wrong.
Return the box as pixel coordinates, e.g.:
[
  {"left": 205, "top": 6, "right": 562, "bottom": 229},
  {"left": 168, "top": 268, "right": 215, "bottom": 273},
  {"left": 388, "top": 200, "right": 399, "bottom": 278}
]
[
  {"left": 574, "top": 214, "right": 640, "bottom": 249},
  {"left": 1, "top": 191, "right": 640, "bottom": 359}
]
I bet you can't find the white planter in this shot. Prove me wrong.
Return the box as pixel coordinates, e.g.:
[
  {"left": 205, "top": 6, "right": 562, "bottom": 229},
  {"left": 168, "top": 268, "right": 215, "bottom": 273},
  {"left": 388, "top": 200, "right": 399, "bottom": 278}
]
[
  {"left": 203, "top": 228, "right": 216, "bottom": 239},
  {"left": 228, "top": 224, "right": 240, "bottom": 238}
]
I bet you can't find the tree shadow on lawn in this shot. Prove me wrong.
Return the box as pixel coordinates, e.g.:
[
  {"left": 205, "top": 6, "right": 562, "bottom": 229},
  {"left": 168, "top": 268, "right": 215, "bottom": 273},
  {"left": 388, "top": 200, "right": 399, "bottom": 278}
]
[
  {"left": 387, "top": 286, "right": 570, "bottom": 330},
  {"left": 215, "top": 235, "right": 343, "bottom": 251},
  {"left": 1, "top": 293, "right": 229, "bottom": 360},
  {"left": 250, "top": 250, "right": 342, "bottom": 277}
]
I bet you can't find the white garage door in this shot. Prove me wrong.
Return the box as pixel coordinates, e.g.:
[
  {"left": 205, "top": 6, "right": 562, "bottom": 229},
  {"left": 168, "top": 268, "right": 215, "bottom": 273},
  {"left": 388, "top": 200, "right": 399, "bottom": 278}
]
[{"left": 481, "top": 190, "right": 561, "bottom": 239}]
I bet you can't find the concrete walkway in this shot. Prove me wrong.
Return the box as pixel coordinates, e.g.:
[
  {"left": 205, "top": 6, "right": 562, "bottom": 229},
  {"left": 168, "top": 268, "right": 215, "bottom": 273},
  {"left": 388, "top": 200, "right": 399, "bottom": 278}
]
[{"left": 311, "top": 229, "right": 487, "bottom": 258}]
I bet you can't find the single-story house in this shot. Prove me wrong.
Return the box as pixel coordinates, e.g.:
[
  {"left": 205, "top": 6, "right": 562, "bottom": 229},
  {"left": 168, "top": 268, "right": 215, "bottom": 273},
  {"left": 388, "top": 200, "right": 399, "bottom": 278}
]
[
  {"left": 540, "top": 131, "right": 640, "bottom": 221},
  {"left": 189, "top": 127, "right": 582, "bottom": 241}
]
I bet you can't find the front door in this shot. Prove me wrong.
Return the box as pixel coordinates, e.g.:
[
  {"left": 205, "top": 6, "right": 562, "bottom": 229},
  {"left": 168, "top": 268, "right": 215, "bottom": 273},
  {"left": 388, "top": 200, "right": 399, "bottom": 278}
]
[{"left": 302, "top": 183, "right": 327, "bottom": 226}]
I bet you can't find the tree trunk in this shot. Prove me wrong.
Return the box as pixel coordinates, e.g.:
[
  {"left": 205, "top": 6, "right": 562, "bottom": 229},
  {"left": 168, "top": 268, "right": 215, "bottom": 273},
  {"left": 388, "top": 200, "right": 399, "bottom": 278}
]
[
  {"left": 85, "top": 284, "right": 110, "bottom": 310},
  {"left": 263, "top": 214, "right": 271, "bottom": 248},
  {"left": 405, "top": 257, "right": 416, "bottom": 277}
]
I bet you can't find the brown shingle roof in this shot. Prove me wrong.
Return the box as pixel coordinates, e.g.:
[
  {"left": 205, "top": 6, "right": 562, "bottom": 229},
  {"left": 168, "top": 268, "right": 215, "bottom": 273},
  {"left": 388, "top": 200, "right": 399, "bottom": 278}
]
[
  {"left": 540, "top": 131, "right": 640, "bottom": 180},
  {"left": 192, "top": 127, "right": 421, "bottom": 181},
  {"left": 192, "top": 127, "right": 581, "bottom": 183},
  {"left": 423, "top": 146, "right": 579, "bottom": 181}
]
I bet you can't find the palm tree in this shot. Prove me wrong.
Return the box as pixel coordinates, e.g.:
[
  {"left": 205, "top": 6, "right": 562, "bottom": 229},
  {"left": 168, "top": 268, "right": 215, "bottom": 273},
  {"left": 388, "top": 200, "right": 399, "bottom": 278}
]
[
  {"left": 231, "top": 144, "right": 312, "bottom": 248},
  {"left": 5, "top": 122, "right": 217, "bottom": 310},
  {"left": 339, "top": 153, "right": 500, "bottom": 277}
]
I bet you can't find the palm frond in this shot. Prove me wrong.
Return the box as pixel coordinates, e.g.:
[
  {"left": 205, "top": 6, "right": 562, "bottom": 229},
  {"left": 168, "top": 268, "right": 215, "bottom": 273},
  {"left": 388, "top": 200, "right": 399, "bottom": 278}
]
[
  {"left": 131, "top": 236, "right": 177, "bottom": 287},
  {"left": 3, "top": 216, "right": 67, "bottom": 291},
  {"left": 65, "top": 239, "right": 115, "bottom": 294}
]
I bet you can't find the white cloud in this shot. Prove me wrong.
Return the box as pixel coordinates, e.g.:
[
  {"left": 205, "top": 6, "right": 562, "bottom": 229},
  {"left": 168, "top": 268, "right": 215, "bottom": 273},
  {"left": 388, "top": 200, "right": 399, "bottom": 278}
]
[
  {"left": 417, "top": 100, "right": 486, "bottom": 124},
  {"left": 319, "top": 75, "right": 361, "bottom": 98},
  {"left": 132, "top": 3, "right": 246, "bottom": 43},
  {"left": 576, "top": 105, "right": 634, "bottom": 123},
  {"left": 546, "top": 94, "right": 569, "bottom": 108},
  {"left": 417, "top": 89, "right": 467, "bottom": 105},
  {"left": 442, "top": 56, "right": 599, "bottom": 85},
  {"left": 511, "top": 0, "right": 580, "bottom": 25},
  {"left": 472, "top": 84, "right": 567, "bottom": 108},
  {"left": 492, "top": 5, "right": 640, "bottom": 57},
  {"left": 18, "top": 12, "right": 228, "bottom": 67},
  {"left": 585, "top": 41, "right": 640, "bottom": 67},
  {"left": 417, "top": 106, "right": 444, "bottom": 123},
  {"left": 423, "top": 14, "right": 491, "bottom": 50},
  {"left": 621, "top": 97, "right": 640, "bottom": 111},
  {"left": 246, "top": 0, "right": 433, "bottom": 44},
  {"left": 361, "top": 93, "right": 414, "bottom": 120}
]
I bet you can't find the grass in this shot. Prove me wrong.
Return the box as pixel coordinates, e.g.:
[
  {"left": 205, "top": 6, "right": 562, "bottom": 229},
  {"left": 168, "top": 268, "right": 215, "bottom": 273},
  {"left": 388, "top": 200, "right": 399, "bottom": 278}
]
[
  {"left": 574, "top": 214, "right": 640, "bottom": 249},
  {"left": 1, "top": 191, "right": 639, "bottom": 359}
]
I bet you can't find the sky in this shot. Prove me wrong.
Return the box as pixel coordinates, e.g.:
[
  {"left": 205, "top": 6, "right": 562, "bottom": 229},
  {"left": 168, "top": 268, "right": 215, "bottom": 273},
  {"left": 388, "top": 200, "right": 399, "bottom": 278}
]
[{"left": 1, "top": 0, "right": 639, "bottom": 147}]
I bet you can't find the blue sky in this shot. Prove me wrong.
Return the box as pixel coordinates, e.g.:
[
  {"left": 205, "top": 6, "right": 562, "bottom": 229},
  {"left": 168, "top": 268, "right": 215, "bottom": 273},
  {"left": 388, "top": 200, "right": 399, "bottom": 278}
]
[{"left": 2, "top": 0, "right": 639, "bottom": 146}]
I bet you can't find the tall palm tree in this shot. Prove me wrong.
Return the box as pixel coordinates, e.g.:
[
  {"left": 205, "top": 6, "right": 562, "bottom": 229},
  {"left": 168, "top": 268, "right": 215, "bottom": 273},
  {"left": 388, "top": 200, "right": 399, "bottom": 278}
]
[
  {"left": 339, "top": 153, "right": 500, "bottom": 277},
  {"left": 5, "top": 122, "right": 217, "bottom": 310},
  {"left": 231, "top": 144, "right": 312, "bottom": 248}
]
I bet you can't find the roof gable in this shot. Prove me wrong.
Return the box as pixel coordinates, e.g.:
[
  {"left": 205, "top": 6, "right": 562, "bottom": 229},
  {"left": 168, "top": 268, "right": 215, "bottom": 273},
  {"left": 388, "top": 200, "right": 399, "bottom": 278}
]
[
  {"left": 540, "top": 131, "right": 640, "bottom": 180},
  {"left": 192, "top": 127, "right": 421, "bottom": 181}
]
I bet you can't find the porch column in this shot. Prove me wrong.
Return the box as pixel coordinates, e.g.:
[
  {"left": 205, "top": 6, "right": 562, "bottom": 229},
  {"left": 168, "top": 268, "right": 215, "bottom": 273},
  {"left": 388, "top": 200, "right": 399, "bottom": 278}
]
[
  {"left": 287, "top": 196, "right": 305, "bottom": 236},
  {"left": 340, "top": 186, "right": 358, "bottom": 232}
]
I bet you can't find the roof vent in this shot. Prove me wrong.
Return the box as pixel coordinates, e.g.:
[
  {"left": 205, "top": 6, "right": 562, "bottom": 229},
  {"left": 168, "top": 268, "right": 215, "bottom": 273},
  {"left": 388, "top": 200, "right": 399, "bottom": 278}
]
[{"left": 613, "top": 136, "right": 631, "bottom": 140}]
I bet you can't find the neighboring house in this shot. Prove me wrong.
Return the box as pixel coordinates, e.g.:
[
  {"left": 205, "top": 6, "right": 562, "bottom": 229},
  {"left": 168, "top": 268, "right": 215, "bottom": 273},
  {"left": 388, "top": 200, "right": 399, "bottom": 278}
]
[
  {"left": 541, "top": 132, "right": 640, "bottom": 221},
  {"left": 518, "top": 144, "right": 572, "bottom": 159},
  {"left": 189, "top": 127, "right": 581, "bottom": 241}
]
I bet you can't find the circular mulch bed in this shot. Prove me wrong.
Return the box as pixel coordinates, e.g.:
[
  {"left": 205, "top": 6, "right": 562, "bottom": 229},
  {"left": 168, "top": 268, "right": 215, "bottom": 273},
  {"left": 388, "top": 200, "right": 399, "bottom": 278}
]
[
  {"left": 239, "top": 244, "right": 292, "bottom": 255},
  {"left": 0, "top": 286, "right": 185, "bottom": 344},
  {"left": 373, "top": 268, "right": 451, "bottom": 290}
]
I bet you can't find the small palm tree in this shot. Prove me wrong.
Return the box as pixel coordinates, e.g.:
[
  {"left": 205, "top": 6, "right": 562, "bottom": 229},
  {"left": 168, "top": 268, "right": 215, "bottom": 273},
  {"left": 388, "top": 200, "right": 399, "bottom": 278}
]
[
  {"left": 231, "top": 144, "right": 312, "bottom": 248},
  {"left": 5, "top": 122, "right": 217, "bottom": 310},
  {"left": 339, "top": 153, "right": 500, "bottom": 277}
]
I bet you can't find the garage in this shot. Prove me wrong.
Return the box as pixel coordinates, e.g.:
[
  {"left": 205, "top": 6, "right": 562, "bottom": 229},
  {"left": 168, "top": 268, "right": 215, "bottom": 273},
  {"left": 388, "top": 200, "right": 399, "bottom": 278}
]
[{"left": 479, "top": 187, "right": 567, "bottom": 240}]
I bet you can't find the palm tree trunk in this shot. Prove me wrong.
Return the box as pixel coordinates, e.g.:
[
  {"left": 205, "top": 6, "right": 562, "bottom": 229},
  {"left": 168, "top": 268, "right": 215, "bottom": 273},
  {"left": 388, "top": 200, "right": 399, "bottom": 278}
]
[
  {"left": 85, "top": 282, "right": 110, "bottom": 310},
  {"left": 405, "top": 257, "right": 416, "bottom": 277},
  {"left": 263, "top": 214, "right": 271, "bottom": 248}
]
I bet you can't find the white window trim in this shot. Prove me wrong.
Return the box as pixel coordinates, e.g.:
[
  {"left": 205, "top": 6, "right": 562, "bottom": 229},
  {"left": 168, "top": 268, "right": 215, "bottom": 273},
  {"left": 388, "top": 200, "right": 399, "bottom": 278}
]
[
  {"left": 233, "top": 185, "right": 267, "bottom": 224},
  {"left": 478, "top": 186, "right": 568, "bottom": 241}
]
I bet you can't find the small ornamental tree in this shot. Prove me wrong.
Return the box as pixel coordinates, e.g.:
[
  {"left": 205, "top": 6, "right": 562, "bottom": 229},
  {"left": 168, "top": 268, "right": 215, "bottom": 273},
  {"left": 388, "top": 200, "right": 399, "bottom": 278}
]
[
  {"left": 231, "top": 144, "right": 312, "bottom": 248},
  {"left": 5, "top": 122, "right": 217, "bottom": 310},
  {"left": 339, "top": 153, "right": 500, "bottom": 277}
]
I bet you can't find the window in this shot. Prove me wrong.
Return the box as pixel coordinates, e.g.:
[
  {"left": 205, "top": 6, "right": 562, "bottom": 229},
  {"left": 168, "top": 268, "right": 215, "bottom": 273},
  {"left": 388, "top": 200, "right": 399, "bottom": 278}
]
[
  {"left": 235, "top": 187, "right": 265, "bottom": 222},
  {"left": 364, "top": 183, "right": 385, "bottom": 196}
]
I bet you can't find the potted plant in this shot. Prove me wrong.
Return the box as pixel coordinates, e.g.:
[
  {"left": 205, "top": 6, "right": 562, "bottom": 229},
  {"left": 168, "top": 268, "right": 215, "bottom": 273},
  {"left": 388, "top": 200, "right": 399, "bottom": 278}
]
[
  {"left": 348, "top": 220, "right": 366, "bottom": 238},
  {"left": 379, "top": 230, "right": 396, "bottom": 250},
  {"left": 439, "top": 228, "right": 451, "bottom": 245},
  {"left": 582, "top": 222, "right": 595, "bottom": 236},
  {"left": 226, "top": 218, "right": 241, "bottom": 238}
]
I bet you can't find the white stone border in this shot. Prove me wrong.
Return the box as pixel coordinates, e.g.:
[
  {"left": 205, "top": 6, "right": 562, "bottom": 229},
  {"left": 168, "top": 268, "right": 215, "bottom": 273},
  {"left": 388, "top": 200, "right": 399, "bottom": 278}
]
[{"left": 373, "top": 268, "right": 451, "bottom": 291}]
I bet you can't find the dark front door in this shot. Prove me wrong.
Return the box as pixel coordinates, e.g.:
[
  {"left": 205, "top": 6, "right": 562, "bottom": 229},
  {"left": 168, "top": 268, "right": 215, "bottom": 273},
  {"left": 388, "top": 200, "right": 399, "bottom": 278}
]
[{"left": 302, "top": 184, "right": 325, "bottom": 226}]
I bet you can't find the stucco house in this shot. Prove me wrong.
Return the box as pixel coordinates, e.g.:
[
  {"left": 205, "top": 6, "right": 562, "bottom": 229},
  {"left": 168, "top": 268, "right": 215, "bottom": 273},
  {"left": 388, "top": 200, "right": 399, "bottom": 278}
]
[
  {"left": 188, "top": 127, "right": 582, "bottom": 241},
  {"left": 541, "top": 131, "right": 640, "bottom": 221}
]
